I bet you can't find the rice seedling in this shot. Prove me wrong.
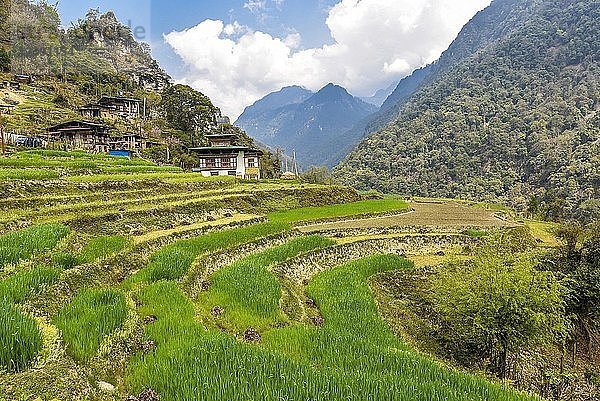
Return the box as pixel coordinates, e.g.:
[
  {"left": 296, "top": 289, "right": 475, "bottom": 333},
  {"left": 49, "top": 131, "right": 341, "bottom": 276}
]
[
  {"left": 0, "top": 266, "right": 61, "bottom": 304},
  {"left": 78, "top": 235, "right": 132, "bottom": 263},
  {"left": 66, "top": 172, "right": 235, "bottom": 183},
  {"left": 139, "top": 222, "right": 289, "bottom": 283},
  {"left": 465, "top": 229, "right": 489, "bottom": 237},
  {"left": 268, "top": 198, "right": 410, "bottom": 224},
  {"left": 199, "top": 235, "right": 335, "bottom": 331},
  {"left": 0, "top": 224, "right": 70, "bottom": 269},
  {"left": 0, "top": 303, "right": 43, "bottom": 372},
  {"left": 99, "top": 166, "right": 183, "bottom": 174},
  {"left": 51, "top": 252, "right": 80, "bottom": 269},
  {"left": 54, "top": 288, "right": 128, "bottom": 361},
  {"left": 127, "top": 254, "right": 537, "bottom": 400},
  {"left": 0, "top": 168, "right": 60, "bottom": 180}
]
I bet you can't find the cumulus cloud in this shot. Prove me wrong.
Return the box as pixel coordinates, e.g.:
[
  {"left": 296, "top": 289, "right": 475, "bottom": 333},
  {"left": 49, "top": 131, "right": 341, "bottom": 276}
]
[{"left": 165, "top": 0, "right": 491, "bottom": 119}]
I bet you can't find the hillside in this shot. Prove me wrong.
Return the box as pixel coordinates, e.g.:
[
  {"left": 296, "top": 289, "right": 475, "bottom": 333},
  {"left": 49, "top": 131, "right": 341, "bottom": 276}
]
[
  {"left": 335, "top": 0, "right": 600, "bottom": 221},
  {"left": 235, "top": 83, "right": 376, "bottom": 167},
  {"left": 0, "top": 2, "right": 283, "bottom": 175},
  {"left": 0, "top": 150, "right": 554, "bottom": 401}
]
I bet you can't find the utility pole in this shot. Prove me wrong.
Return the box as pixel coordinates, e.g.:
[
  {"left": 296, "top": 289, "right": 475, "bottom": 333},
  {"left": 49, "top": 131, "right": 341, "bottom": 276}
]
[
  {"left": 292, "top": 150, "right": 299, "bottom": 177},
  {"left": 0, "top": 111, "right": 5, "bottom": 157}
]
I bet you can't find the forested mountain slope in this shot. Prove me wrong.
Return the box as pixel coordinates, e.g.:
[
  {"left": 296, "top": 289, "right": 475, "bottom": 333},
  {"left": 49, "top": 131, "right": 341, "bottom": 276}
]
[
  {"left": 335, "top": 0, "right": 600, "bottom": 221},
  {"left": 326, "top": 0, "right": 539, "bottom": 167}
]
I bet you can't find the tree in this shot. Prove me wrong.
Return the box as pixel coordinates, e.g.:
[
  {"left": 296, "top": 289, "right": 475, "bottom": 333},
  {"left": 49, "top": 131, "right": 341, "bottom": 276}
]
[
  {"left": 300, "top": 166, "right": 333, "bottom": 185},
  {"left": 431, "top": 230, "right": 570, "bottom": 379},
  {"left": 160, "top": 84, "right": 219, "bottom": 147},
  {"left": 0, "top": 48, "right": 9, "bottom": 72}
]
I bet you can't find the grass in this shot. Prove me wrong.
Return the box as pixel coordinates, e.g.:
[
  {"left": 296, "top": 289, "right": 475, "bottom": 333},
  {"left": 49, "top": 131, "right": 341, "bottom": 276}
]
[
  {"left": 0, "top": 266, "right": 61, "bottom": 304},
  {"left": 0, "top": 152, "right": 181, "bottom": 177},
  {"left": 524, "top": 220, "right": 561, "bottom": 247},
  {"left": 133, "top": 222, "right": 289, "bottom": 284},
  {"left": 67, "top": 172, "right": 233, "bottom": 183},
  {"left": 198, "top": 235, "right": 335, "bottom": 331},
  {"left": 127, "top": 254, "right": 536, "bottom": 400},
  {"left": 0, "top": 224, "right": 69, "bottom": 269},
  {"left": 268, "top": 199, "right": 410, "bottom": 224},
  {"left": 53, "top": 288, "right": 128, "bottom": 361},
  {"left": 465, "top": 229, "right": 489, "bottom": 237},
  {"left": 78, "top": 235, "right": 132, "bottom": 264},
  {"left": 0, "top": 303, "right": 43, "bottom": 372},
  {"left": 0, "top": 168, "right": 60, "bottom": 180}
]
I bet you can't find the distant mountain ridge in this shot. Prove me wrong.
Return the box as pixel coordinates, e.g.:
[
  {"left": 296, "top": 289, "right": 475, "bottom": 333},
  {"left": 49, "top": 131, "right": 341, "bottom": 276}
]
[
  {"left": 360, "top": 81, "right": 398, "bottom": 107},
  {"left": 235, "top": 83, "right": 376, "bottom": 167}
]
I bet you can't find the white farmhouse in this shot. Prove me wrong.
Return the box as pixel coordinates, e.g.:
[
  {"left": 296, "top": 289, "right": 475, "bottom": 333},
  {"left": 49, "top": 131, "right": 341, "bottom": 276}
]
[{"left": 189, "top": 134, "right": 262, "bottom": 179}]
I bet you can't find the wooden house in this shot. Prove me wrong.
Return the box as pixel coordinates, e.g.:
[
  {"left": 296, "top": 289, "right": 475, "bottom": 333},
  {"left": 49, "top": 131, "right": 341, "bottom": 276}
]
[
  {"left": 0, "top": 104, "right": 15, "bottom": 114},
  {"left": 189, "top": 134, "right": 263, "bottom": 179},
  {"left": 47, "top": 121, "right": 111, "bottom": 153},
  {"left": 109, "top": 133, "right": 149, "bottom": 154},
  {"left": 13, "top": 74, "right": 33, "bottom": 84},
  {"left": 98, "top": 96, "right": 141, "bottom": 118},
  {"left": 79, "top": 96, "right": 142, "bottom": 120}
]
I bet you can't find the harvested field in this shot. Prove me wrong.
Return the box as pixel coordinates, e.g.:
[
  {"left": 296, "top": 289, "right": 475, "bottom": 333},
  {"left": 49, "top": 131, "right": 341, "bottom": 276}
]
[{"left": 298, "top": 201, "right": 517, "bottom": 233}]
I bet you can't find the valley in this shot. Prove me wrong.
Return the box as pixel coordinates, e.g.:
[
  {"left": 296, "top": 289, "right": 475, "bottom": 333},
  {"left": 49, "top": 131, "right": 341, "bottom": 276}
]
[{"left": 0, "top": 0, "right": 599, "bottom": 400}]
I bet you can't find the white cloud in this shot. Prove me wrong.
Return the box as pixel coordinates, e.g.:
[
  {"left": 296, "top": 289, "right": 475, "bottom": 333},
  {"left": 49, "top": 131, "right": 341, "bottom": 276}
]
[
  {"left": 165, "top": 0, "right": 492, "bottom": 119},
  {"left": 243, "top": 0, "right": 267, "bottom": 14}
]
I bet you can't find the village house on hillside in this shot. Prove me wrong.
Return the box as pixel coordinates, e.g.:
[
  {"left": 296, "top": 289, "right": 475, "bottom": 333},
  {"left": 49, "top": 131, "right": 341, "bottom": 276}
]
[
  {"left": 47, "top": 120, "right": 156, "bottom": 155},
  {"left": 47, "top": 120, "right": 111, "bottom": 153},
  {"left": 79, "top": 96, "right": 142, "bottom": 119},
  {"left": 189, "top": 133, "right": 263, "bottom": 179}
]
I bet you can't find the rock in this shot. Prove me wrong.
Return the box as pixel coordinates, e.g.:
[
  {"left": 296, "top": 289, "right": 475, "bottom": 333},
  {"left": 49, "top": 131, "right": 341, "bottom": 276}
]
[
  {"left": 305, "top": 298, "right": 317, "bottom": 308},
  {"left": 302, "top": 279, "right": 310, "bottom": 286},
  {"left": 97, "top": 381, "right": 116, "bottom": 393},
  {"left": 206, "top": 215, "right": 216, "bottom": 222},
  {"left": 211, "top": 306, "right": 224, "bottom": 317},
  {"left": 139, "top": 340, "right": 156, "bottom": 353},
  {"left": 126, "top": 396, "right": 139, "bottom": 401},
  {"left": 436, "top": 250, "right": 445, "bottom": 256},
  {"left": 138, "top": 388, "right": 160, "bottom": 401},
  {"left": 143, "top": 315, "right": 157, "bottom": 325},
  {"left": 201, "top": 281, "right": 211, "bottom": 291},
  {"left": 311, "top": 316, "right": 325, "bottom": 327},
  {"left": 224, "top": 212, "right": 234, "bottom": 218},
  {"left": 243, "top": 327, "right": 261, "bottom": 342}
]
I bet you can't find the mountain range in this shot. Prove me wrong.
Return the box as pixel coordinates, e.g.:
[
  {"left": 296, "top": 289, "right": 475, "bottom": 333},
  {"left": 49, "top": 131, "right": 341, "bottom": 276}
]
[{"left": 235, "top": 84, "right": 376, "bottom": 167}]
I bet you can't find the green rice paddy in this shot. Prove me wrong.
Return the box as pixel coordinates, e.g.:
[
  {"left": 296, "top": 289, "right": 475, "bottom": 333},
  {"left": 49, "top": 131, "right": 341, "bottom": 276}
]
[
  {"left": 0, "top": 150, "right": 537, "bottom": 400},
  {"left": 54, "top": 288, "right": 128, "bottom": 361}
]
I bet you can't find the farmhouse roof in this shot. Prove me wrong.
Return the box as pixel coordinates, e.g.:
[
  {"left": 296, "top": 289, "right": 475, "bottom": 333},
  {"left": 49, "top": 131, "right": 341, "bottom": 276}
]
[{"left": 98, "top": 96, "right": 142, "bottom": 104}]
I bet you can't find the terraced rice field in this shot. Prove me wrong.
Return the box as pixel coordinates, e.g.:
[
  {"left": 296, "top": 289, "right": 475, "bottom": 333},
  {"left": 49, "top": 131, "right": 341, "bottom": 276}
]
[
  {"left": 298, "top": 201, "right": 517, "bottom": 233},
  {"left": 0, "top": 151, "right": 541, "bottom": 400}
]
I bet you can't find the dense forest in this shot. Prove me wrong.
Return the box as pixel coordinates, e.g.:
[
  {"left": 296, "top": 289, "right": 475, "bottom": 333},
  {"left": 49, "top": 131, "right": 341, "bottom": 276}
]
[{"left": 335, "top": 0, "right": 600, "bottom": 222}]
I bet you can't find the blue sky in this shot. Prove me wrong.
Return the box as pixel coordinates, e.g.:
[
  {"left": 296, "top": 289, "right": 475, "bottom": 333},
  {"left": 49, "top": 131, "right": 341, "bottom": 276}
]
[{"left": 56, "top": 0, "right": 491, "bottom": 119}]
